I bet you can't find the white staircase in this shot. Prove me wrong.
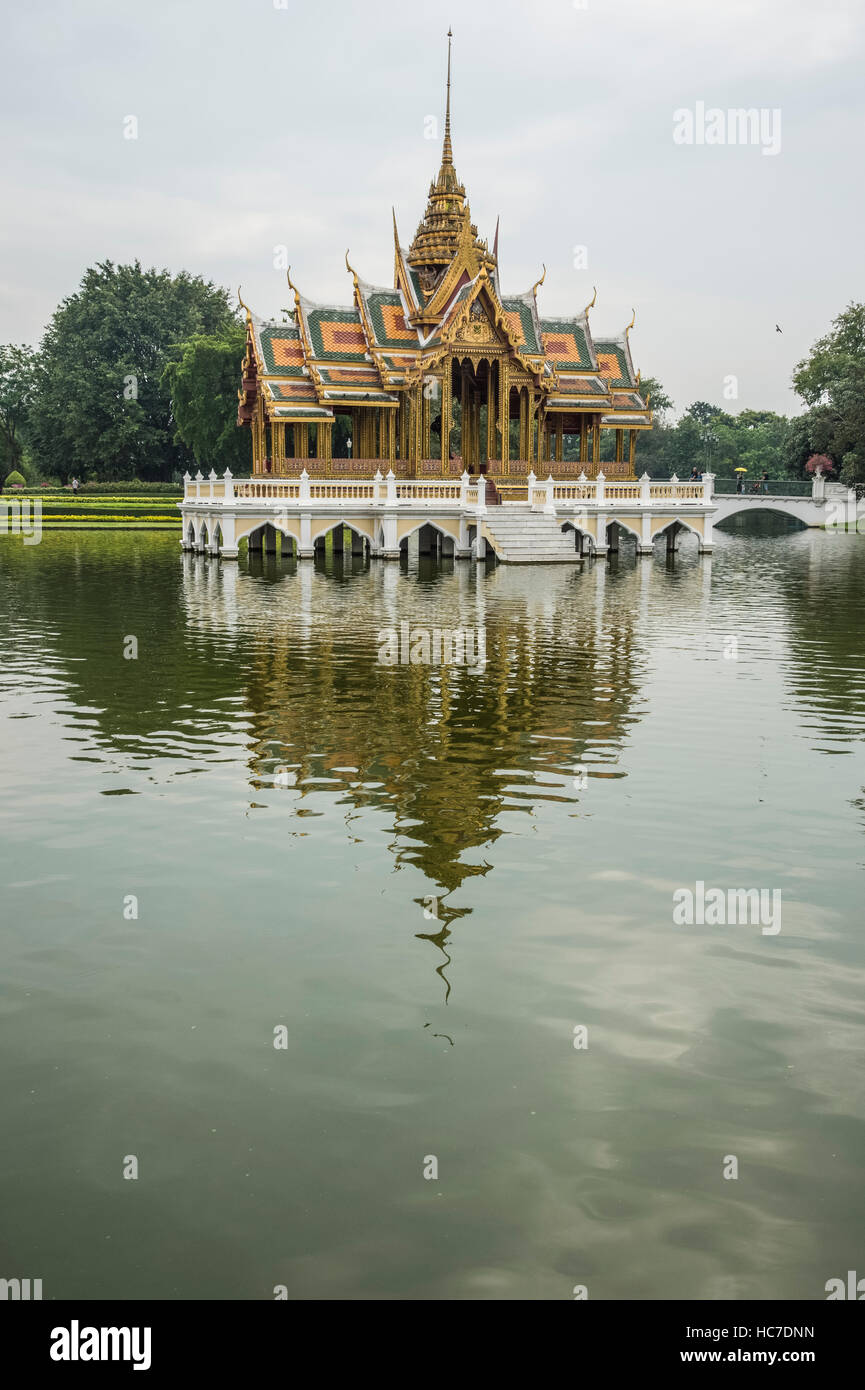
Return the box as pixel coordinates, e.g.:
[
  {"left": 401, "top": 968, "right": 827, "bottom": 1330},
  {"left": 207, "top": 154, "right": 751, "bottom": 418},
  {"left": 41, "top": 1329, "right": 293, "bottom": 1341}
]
[{"left": 481, "top": 506, "right": 582, "bottom": 563}]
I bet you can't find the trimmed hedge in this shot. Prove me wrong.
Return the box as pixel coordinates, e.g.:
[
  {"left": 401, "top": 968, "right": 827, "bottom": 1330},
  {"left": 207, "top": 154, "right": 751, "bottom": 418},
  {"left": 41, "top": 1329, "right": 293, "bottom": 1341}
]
[{"left": 73, "top": 480, "right": 184, "bottom": 494}]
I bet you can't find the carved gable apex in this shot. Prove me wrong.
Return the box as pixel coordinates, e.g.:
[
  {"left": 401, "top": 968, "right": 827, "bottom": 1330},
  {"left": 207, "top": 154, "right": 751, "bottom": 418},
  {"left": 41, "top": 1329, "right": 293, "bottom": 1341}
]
[{"left": 445, "top": 274, "right": 526, "bottom": 361}]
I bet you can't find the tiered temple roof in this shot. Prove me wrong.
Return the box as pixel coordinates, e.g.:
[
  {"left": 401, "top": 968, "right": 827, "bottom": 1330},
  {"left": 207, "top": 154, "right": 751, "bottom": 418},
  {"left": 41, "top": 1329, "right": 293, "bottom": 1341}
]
[{"left": 237, "top": 32, "right": 651, "bottom": 476}]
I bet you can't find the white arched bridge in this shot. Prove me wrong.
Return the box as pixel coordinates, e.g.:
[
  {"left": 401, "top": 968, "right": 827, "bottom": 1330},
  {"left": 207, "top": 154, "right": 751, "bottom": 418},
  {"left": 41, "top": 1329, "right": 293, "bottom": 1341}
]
[{"left": 179, "top": 469, "right": 856, "bottom": 565}]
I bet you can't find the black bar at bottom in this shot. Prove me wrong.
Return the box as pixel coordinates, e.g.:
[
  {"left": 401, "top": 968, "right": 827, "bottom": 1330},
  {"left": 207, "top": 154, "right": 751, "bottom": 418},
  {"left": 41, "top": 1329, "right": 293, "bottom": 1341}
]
[{"left": 2, "top": 1299, "right": 858, "bottom": 1375}]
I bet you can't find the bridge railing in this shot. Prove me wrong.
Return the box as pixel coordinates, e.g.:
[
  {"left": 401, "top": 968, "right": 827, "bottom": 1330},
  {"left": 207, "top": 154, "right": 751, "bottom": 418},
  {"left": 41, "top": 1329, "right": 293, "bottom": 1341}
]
[{"left": 713, "top": 478, "right": 813, "bottom": 496}]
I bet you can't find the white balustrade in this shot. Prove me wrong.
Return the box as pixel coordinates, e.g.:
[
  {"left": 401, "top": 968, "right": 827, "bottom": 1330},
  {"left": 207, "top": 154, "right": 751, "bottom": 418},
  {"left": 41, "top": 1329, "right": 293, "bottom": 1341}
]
[{"left": 180, "top": 472, "right": 713, "bottom": 514}]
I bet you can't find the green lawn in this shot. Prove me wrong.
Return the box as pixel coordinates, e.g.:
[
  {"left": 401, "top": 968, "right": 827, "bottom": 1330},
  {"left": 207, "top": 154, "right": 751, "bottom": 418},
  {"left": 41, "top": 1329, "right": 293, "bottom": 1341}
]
[{"left": 3, "top": 491, "right": 183, "bottom": 528}]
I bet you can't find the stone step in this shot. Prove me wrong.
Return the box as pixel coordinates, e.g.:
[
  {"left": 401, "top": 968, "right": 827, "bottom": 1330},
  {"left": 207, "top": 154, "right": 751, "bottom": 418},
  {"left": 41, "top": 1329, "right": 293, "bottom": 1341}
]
[{"left": 483, "top": 512, "right": 583, "bottom": 564}]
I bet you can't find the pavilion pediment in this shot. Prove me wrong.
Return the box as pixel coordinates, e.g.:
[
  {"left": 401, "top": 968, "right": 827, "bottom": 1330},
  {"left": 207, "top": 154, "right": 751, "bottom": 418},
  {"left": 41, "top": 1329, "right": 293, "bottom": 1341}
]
[{"left": 452, "top": 295, "right": 500, "bottom": 348}]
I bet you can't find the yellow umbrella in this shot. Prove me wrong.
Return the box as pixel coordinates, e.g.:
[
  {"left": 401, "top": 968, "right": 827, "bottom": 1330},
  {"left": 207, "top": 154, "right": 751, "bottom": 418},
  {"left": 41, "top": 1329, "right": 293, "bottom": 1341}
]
[{"left": 734, "top": 467, "right": 747, "bottom": 472}]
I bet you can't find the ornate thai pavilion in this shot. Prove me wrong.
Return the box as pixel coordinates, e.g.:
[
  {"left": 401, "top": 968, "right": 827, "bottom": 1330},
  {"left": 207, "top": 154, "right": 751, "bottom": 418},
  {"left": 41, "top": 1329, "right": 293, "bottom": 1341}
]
[{"left": 237, "top": 33, "right": 651, "bottom": 487}]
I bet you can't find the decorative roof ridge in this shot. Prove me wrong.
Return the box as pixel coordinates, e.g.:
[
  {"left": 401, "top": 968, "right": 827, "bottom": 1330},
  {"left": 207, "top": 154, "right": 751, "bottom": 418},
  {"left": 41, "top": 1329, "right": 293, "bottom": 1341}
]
[
  {"left": 537, "top": 307, "right": 590, "bottom": 326},
  {"left": 356, "top": 276, "right": 401, "bottom": 298},
  {"left": 504, "top": 287, "right": 539, "bottom": 307},
  {"left": 416, "top": 268, "right": 483, "bottom": 345},
  {"left": 438, "top": 270, "right": 482, "bottom": 323},
  {"left": 295, "top": 290, "right": 359, "bottom": 316},
  {"left": 592, "top": 324, "right": 638, "bottom": 387}
]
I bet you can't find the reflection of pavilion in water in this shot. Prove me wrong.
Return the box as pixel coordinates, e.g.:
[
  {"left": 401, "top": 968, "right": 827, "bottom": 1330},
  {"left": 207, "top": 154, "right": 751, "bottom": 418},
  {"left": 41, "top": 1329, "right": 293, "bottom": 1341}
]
[{"left": 179, "top": 555, "right": 706, "bottom": 997}]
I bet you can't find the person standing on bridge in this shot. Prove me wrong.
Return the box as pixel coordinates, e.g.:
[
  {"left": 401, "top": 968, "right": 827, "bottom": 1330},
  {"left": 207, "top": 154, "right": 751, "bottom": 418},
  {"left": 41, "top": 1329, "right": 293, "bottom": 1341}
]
[{"left": 762, "top": 471, "right": 769, "bottom": 494}]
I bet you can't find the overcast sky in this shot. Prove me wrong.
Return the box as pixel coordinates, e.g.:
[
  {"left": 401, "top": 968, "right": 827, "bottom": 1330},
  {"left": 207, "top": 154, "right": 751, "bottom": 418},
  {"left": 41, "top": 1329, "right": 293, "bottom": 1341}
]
[{"left": 2, "top": 0, "right": 863, "bottom": 416}]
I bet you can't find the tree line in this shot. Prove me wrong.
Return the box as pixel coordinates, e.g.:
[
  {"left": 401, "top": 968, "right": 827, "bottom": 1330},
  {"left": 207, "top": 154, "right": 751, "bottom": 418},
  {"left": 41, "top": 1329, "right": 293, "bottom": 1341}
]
[{"left": 1, "top": 261, "right": 862, "bottom": 486}]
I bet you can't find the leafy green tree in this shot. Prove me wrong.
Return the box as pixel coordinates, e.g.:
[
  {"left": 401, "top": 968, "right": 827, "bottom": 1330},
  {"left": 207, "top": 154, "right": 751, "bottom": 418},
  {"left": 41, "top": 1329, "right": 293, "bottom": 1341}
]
[
  {"left": 640, "top": 377, "right": 674, "bottom": 418},
  {"left": 0, "top": 344, "right": 37, "bottom": 473},
  {"left": 630, "top": 388, "right": 793, "bottom": 481},
  {"left": 792, "top": 302, "right": 865, "bottom": 483},
  {"left": 28, "top": 261, "right": 235, "bottom": 482},
  {"left": 734, "top": 410, "right": 790, "bottom": 479},
  {"left": 161, "top": 323, "right": 251, "bottom": 473}
]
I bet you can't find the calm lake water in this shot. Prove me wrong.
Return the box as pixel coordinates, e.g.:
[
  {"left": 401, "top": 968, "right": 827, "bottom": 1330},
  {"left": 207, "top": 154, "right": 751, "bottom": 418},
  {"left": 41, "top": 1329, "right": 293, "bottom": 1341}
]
[{"left": 1, "top": 519, "right": 864, "bottom": 1301}]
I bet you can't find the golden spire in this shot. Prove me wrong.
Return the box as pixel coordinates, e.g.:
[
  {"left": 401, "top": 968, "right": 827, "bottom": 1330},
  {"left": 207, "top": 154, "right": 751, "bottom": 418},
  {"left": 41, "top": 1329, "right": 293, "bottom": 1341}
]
[
  {"left": 531, "top": 264, "right": 546, "bottom": 299},
  {"left": 584, "top": 286, "right": 597, "bottom": 314},
  {"left": 442, "top": 28, "right": 453, "bottom": 166},
  {"left": 406, "top": 28, "right": 495, "bottom": 308}
]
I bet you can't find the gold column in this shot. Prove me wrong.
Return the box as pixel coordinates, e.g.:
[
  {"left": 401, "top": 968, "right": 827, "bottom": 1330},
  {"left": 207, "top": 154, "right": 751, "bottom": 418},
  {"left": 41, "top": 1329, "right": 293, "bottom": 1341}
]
[
  {"left": 615, "top": 429, "right": 624, "bottom": 465},
  {"left": 580, "top": 416, "right": 588, "bottom": 464},
  {"left": 556, "top": 415, "right": 564, "bottom": 464},
  {"left": 415, "top": 383, "right": 423, "bottom": 470},
  {"left": 273, "top": 420, "right": 283, "bottom": 472},
  {"left": 321, "top": 421, "right": 332, "bottom": 464},
  {"left": 486, "top": 363, "right": 496, "bottom": 463},
  {"left": 388, "top": 409, "right": 396, "bottom": 467},
  {"left": 629, "top": 429, "right": 636, "bottom": 476},
  {"left": 422, "top": 388, "right": 430, "bottom": 463},
  {"left": 253, "top": 400, "right": 264, "bottom": 473},
  {"left": 592, "top": 421, "right": 600, "bottom": 471},
  {"left": 460, "top": 362, "right": 469, "bottom": 470},
  {"left": 441, "top": 367, "right": 451, "bottom": 469},
  {"left": 499, "top": 360, "right": 510, "bottom": 466}
]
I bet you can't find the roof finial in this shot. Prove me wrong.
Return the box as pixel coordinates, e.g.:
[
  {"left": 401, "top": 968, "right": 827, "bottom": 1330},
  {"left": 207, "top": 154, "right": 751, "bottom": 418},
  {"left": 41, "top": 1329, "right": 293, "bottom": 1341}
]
[
  {"left": 584, "top": 285, "right": 597, "bottom": 314},
  {"left": 345, "top": 249, "right": 360, "bottom": 293},
  {"left": 285, "top": 268, "right": 302, "bottom": 314},
  {"left": 531, "top": 263, "right": 546, "bottom": 299},
  {"left": 442, "top": 28, "right": 453, "bottom": 166},
  {"left": 237, "top": 286, "right": 251, "bottom": 317},
  {"left": 626, "top": 307, "right": 636, "bottom": 337}
]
